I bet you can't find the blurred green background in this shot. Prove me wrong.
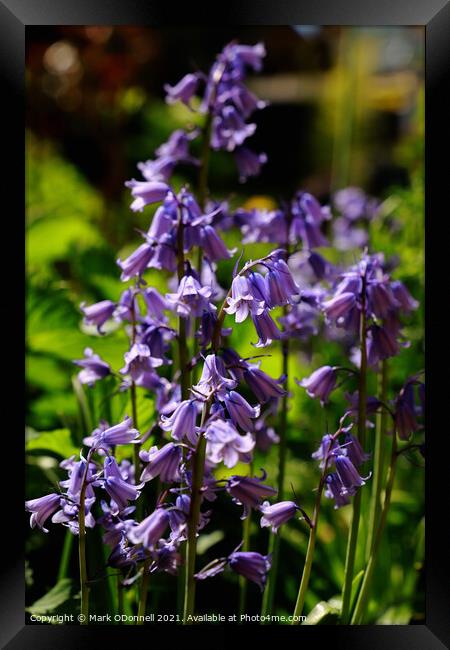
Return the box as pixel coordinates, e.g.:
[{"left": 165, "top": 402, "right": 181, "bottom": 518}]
[{"left": 26, "top": 26, "right": 424, "bottom": 624}]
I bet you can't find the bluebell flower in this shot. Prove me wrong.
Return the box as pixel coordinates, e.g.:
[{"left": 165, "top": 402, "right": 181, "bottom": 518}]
[
  {"left": 226, "top": 471, "right": 277, "bottom": 518},
  {"left": 166, "top": 274, "right": 216, "bottom": 318},
  {"left": 124, "top": 180, "right": 170, "bottom": 213},
  {"left": 74, "top": 347, "right": 111, "bottom": 386},
  {"left": 324, "top": 473, "right": 352, "bottom": 509},
  {"left": 334, "top": 454, "right": 369, "bottom": 494},
  {"left": 120, "top": 343, "right": 163, "bottom": 382},
  {"left": 80, "top": 300, "right": 116, "bottom": 334},
  {"left": 298, "top": 366, "right": 338, "bottom": 404},
  {"left": 224, "top": 275, "right": 264, "bottom": 323},
  {"left": 140, "top": 443, "right": 182, "bottom": 483},
  {"left": 228, "top": 551, "right": 271, "bottom": 591},
  {"left": 164, "top": 73, "right": 199, "bottom": 107},
  {"left": 243, "top": 365, "right": 286, "bottom": 403},
  {"left": 311, "top": 433, "right": 340, "bottom": 468},
  {"left": 205, "top": 418, "right": 254, "bottom": 468},
  {"left": 127, "top": 508, "right": 170, "bottom": 549},
  {"left": 224, "top": 390, "right": 260, "bottom": 431},
  {"left": 234, "top": 147, "right": 267, "bottom": 182},
  {"left": 91, "top": 416, "right": 140, "bottom": 448},
  {"left": 160, "top": 399, "right": 199, "bottom": 445},
  {"left": 259, "top": 500, "right": 300, "bottom": 533},
  {"left": 117, "top": 242, "right": 154, "bottom": 282},
  {"left": 25, "top": 493, "right": 61, "bottom": 532},
  {"left": 251, "top": 308, "right": 281, "bottom": 347},
  {"left": 395, "top": 380, "right": 420, "bottom": 440},
  {"left": 103, "top": 456, "right": 143, "bottom": 513}
]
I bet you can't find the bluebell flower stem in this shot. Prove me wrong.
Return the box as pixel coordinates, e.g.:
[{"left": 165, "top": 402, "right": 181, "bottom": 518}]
[
  {"left": 340, "top": 269, "right": 368, "bottom": 624},
  {"left": 239, "top": 460, "right": 254, "bottom": 616},
  {"left": 261, "top": 334, "right": 289, "bottom": 618},
  {"left": 57, "top": 528, "right": 74, "bottom": 581},
  {"left": 117, "top": 574, "right": 124, "bottom": 616},
  {"left": 78, "top": 450, "right": 93, "bottom": 625},
  {"left": 351, "top": 433, "right": 397, "bottom": 624},
  {"left": 183, "top": 401, "right": 211, "bottom": 623},
  {"left": 365, "top": 360, "right": 389, "bottom": 560},
  {"left": 137, "top": 558, "right": 152, "bottom": 624},
  {"left": 291, "top": 468, "right": 327, "bottom": 622}
]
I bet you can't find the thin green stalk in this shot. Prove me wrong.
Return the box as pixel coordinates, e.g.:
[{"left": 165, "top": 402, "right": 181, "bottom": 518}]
[
  {"left": 239, "top": 461, "right": 254, "bottom": 616},
  {"left": 57, "top": 528, "right": 74, "bottom": 581},
  {"left": 261, "top": 336, "right": 289, "bottom": 618},
  {"left": 340, "top": 269, "right": 368, "bottom": 624},
  {"left": 129, "top": 292, "right": 142, "bottom": 496},
  {"left": 365, "top": 360, "right": 389, "bottom": 559},
  {"left": 183, "top": 401, "right": 211, "bottom": 623},
  {"left": 291, "top": 465, "right": 327, "bottom": 623},
  {"left": 351, "top": 434, "right": 398, "bottom": 624},
  {"left": 117, "top": 573, "right": 124, "bottom": 617},
  {"left": 78, "top": 453, "right": 92, "bottom": 625},
  {"left": 137, "top": 559, "right": 152, "bottom": 624}
]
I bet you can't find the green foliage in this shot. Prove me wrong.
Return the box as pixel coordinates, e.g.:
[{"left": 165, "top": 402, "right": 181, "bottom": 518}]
[
  {"left": 26, "top": 428, "right": 80, "bottom": 459},
  {"left": 26, "top": 579, "right": 74, "bottom": 616}
]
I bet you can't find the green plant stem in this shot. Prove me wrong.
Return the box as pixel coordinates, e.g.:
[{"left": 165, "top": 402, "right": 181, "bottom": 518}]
[
  {"left": 117, "top": 573, "right": 124, "bottom": 617},
  {"left": 57, "top": 528, "right": 74, "bottom": 581},
  {"left": 365, "top": 360, "right": 389, "bottom": 559},
  {"left": 137, "top": 559, "right": 152, "bottom": 624},
  {"left": 78, "top": 453, "right": 92, "bottom": 625},
  {"left": 239, "top": 461, "right": 254, "bottom": 616},
  {"left": 183, "top": 401, "right": 211, "bottom": 623},
  {"left": 129, "top": 292, "right": 142, "bottom": 496},
  {"left": 291, "top": 470, "right": 327, "bottom": 623},
  {"left": 351, "top": 434, "right": 398, "bottom": 624},
  {"left": 261, "top": 334, "right": 289, "bottom": 618},
  {"left": 340, "top": 270, "right": 368, "bottom": 624}
]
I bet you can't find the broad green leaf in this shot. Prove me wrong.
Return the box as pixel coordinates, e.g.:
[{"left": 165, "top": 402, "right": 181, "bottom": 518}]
[
  {"left": 26, "top": 428, "right": 79, "bottom": 459},
  {"left": 26, "top": 578, "right": 73, "bottom": 615}
]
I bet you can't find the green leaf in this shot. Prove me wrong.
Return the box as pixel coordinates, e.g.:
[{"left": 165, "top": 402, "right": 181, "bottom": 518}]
[
  {"left": 26, "top": 579, "right": 73, "bottom": 615},
  {"left": 302, "top": 599, "right": 340, "bottom": 625},
  {"left": 26, "top": 428, "right": 79, "bottom": 459}
]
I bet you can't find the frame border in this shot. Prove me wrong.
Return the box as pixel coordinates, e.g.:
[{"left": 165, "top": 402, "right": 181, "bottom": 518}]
[{"left": 3, "top": 1, "right": 448, "bottom": 647}]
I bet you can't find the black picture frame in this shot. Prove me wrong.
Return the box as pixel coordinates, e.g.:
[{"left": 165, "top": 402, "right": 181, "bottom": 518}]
[{"left": 3, "top": 1, "right": 448, "bottom": 647}]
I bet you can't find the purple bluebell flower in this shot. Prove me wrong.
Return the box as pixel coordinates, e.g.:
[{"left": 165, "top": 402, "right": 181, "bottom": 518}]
[
  {"left": 91, "top": 416, "right": 140, "bottom": 448},
  {"left": 114, "top": 288, "right": 140, "bottom": 322},
  {"left": 73, "top": 347, "right": 111, "bottom": 386},
  {"left": 160, "top": 399, "right": 199, "bottom": 445},
  {"left": 312, "top": 433, "right": 340, "bottom": 468},
  {"left": 343, "top": 432, "right": 370, "bottom": 466},
  {"left": 165, "top": 274, "right": 216, "bottom": 318},
  {"left": 195, "top": 558, "right": 229, "bottom": 581},
  {"left": 298, "top": 366, "right": 338, "bottom": 404},
  {"left": 367, "top": 325, "right": 400, "bottom": 366},
  {"left": 324, "top": 473, "right": 351, "bottom": 509},
  {"left": 117, "top": 242, "right": 154, "bottom": 282},
  {"left": 395, "top": 381, "right": 420, "bottom": 440},
  {"left": 140, "top": 443, "right": 182, "bottom": 483},
  {"left": 367, "top": 281, "right": 399, "bottom": 318},
  {"left": 228, "top": 551, "right": 271, "bottom": 591},
  {"left": 211, "top": 105, "right": 256, "bottom": 152},
  {"left": 234, "top": 147, "right": 267, "bottom": 182},
  {"left": 200, "top": 225, "right": 231, "bottom": 262},
  {"left": 224, "top": 275, "right": 264, "bottom": 323},
  {"left": 127, "top": 508, "right": 170, "bottom": 549},
  {"left": 322, "top": 292, "right": 357, "bottom": 324},
  {"left": 205, "top": 418, "right": 254, "bottom": 468},
  {"left": 243, "top": 365, "right": 285, "bottom": 403},
  {"left": 265, "top": 259, "right": 299, "bottom": 308},
  {"left": 25, "top": 493, "right": 61, "bottom": 532},
  {"left": 259, "top": 500, "right": 300, "bottom": 533},
  {"left": 120, "top": 343, "right": 163, "bottom": 381},
  {"left": 334, "top": 454, "right": 369, "bottom": 494},
  {"left": 224, "top": 390, "right": 260, "bottom": 431},
  {"left": 125, "top": 180, "right": 170, "bottom": 213},
  {"left": 103, "top": 456, "right": 143, "bottom": 513},
  {"left": 143, "top": 287, "right": 168, "bottom": 321},
  {"left": 247, "top": 271, "right": 270, "bottom": 305},
  {"left": 80, "top": 300, "right": 116, "bottom": 334},
  {"left": 391, "top": 280, "right": 419, "bottom": 312},
  {"left": 254, "top": 416, "right": 280, "bottom": 452},
  {"left": 222, "top": 42, "right": 266, "bottom": 71},
  {"left": 51, "top": 497, "right": 96, "bottom": 534},
  {"left": 164, "top": 73, "right": 199, "bottom": 107},
  {"left": 251, "top": 308, "right": 281, "bottom": 347},
  {"left": 193, "top": 354, "right": 237, "bottom": 400},
  {"left": 332, "top": 217, "right": 368, "bottom": 251},
  {"left": 226, "top": 472, "right": 277, "bottom": 518}
]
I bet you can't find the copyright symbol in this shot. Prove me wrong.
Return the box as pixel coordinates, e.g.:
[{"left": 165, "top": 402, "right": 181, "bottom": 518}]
[{"left": 78, "top": 614, "right": 86, "bottom": 623}]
